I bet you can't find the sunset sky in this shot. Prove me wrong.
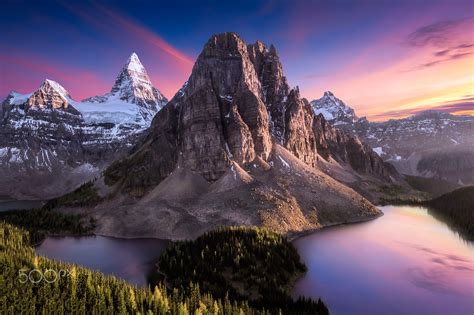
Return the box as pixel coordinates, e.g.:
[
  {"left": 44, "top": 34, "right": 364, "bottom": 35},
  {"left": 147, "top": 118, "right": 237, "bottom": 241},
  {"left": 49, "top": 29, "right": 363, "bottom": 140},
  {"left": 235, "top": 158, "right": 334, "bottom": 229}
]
[{"left": 1, "top": 0, "right": 473, "bottom": 121}]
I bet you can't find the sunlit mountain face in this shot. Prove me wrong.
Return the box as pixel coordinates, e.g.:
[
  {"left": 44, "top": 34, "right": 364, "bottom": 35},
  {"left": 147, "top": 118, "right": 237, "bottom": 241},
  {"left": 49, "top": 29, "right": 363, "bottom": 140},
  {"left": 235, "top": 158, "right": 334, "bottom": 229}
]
[{"left": 1, "top": 1, "right": 473, "bottom": 315}]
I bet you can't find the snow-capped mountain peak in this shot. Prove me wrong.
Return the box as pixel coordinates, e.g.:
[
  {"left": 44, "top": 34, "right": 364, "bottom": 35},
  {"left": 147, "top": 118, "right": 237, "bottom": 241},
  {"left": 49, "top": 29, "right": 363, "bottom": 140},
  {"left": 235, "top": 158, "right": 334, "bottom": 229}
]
[
  {"left": 124, "top": 52, "right": 146, "bottom": 73},
  {"left": 3, "top": 91, "right": 32, "bottom": 106},
  {"left": 83, "top": 52, "right": 168, "bottom": 123},
  {"left": 23, "top": 79, "right": 77, "bottom": 112},
  {"left": 310, "top": 91, "right": 358, "bottom": 125}
]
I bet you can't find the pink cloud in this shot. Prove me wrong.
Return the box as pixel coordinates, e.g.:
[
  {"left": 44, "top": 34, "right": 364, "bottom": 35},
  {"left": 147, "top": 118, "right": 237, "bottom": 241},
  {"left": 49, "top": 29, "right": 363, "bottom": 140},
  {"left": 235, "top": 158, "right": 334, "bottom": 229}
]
[
  {"left": 96, "top": 5, "right": 194, "bottom": 69},
  {"left": 0, "top": 53, "right": 110, "bottom": 100},
  {"left": 60, "top": 2, "right": 194, "bottom": 98}
]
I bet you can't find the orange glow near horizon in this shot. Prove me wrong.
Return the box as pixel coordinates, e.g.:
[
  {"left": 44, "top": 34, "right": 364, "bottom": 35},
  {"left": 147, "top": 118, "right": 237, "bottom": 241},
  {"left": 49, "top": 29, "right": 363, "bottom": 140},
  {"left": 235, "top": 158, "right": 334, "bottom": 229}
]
[
  {"left": 304, "top": 52, "right": 474, "bottom": 121},
  {"left": 301, "top": 17, "right": 474, "bottom": 121}
]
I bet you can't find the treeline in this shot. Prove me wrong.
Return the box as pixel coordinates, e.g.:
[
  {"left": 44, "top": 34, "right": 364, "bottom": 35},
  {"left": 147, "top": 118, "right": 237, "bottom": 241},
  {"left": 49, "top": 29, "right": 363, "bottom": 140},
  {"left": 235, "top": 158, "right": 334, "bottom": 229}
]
[
  {"left": 422, "top": 186, "right": 474, "bottom": 240},
  {"left": 42, "top": 181, "right": 102, "bottom": 209},
  {"left": 158, "top": 226, "right": 328, "bottom": 315},
  {"left": 0, "top": 222, "right": 271, "bottom": 314}
]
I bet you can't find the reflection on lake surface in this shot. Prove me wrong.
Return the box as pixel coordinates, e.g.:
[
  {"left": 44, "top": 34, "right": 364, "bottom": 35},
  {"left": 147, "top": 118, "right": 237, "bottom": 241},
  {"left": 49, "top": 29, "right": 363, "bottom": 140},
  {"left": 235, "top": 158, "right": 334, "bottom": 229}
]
[
  {"left": 0, "top": 200, "right": 44, "bottom": 211},
  {"left": 36, "top": 236, "right": 169, "bottom": 287},
  {"left": 292, "top": 205, "right": 474, "bottom": 315}
]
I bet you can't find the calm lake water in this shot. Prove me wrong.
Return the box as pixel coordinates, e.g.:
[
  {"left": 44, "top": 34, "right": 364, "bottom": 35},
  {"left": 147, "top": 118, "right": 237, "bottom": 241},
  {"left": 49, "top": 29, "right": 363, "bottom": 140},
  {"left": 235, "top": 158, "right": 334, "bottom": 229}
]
[
  {"left": 36, "top": 236, "right": 169, "bottom": 286},
  {"left": 292, "top": 205, "right": 474, "bottom": 315},
  {"left": 0, "top": 199, "right": 44, "bottom": 212}
]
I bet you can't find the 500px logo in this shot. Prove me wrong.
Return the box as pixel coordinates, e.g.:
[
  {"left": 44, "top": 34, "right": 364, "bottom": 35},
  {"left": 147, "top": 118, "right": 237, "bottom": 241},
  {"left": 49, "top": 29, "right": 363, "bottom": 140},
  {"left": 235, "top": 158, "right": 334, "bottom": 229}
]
[{"left": 18, "top": 269, "right": 71, "bottom": 284}]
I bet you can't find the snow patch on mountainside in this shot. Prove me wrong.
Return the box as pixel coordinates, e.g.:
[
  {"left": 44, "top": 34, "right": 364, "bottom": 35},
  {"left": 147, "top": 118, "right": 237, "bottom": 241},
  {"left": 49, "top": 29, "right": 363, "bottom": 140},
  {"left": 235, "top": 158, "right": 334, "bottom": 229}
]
[
  {"left": 373, "top": 147, "right": 384, "bottom": 156},
  {"left": 72, "top": 95, "right": 146, "bottom": 126},
  {"left": 314, "top": 108, "right": 334, "bottom": 120},
  {"left": 7, "top": 91, "right": 32, "bottom": 105}
]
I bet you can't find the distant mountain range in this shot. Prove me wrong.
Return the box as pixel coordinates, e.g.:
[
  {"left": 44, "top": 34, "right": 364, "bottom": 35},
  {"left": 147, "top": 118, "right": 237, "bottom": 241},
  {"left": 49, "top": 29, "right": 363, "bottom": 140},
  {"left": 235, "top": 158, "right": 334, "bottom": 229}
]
[
  {"left": 310, "top": 92, "right": 474, "bottom": 185},
  {"left": 0, "top": 53, "right": 167, "bottom": 199}
]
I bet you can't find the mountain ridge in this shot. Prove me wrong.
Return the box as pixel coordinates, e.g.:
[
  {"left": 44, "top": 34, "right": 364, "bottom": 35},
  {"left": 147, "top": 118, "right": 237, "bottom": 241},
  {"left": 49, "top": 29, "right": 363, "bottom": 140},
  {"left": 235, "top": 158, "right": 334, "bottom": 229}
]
[{"left": 310, "top": 92, "right": 474, "bottom": 185}]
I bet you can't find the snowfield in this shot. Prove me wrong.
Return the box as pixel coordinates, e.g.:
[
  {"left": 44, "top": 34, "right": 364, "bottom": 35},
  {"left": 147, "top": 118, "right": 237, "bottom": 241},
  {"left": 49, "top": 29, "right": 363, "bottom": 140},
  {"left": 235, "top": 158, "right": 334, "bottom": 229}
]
[{"left": 72, "top": 96, "right": 146, "bottom": 126}]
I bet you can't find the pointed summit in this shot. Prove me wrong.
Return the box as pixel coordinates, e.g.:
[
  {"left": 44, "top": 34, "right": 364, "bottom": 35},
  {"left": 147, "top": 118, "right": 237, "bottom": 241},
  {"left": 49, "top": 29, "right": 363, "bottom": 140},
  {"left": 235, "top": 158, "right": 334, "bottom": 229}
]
[
  {"left": 310, "top": 91, "right": 358, "bottom": 125},
  {"left": 323, "top": 91, "right": 334, "bottom": 97},
  {"left": 23, "top": 79, "right": 79, "bottom": 113},
  {"left": 124, "top": 52, "right": 146, "bottom": 73}
]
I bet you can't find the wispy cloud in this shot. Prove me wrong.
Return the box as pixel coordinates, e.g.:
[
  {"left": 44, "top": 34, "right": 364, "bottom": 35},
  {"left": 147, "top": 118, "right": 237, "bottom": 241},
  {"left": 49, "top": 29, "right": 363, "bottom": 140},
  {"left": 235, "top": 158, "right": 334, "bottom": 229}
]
[
  {"left": 407, "top": 18, "right": 472, "bottom": 48},
  {"left": 419, "top": 52, "right": 474, "bottom": 68},
  {"left": 95, "top": 4, "right": 194, "bottom": 68},
  {"left": 372, "top": 97, "right": 474, "bottom": 120},
  {"left": 59, "top": 2, "right": 194, "bottom": 97},
  {"left": 0, "top": 53, "right": 110, "bottom": 99},
  {"left": 406, "top": 17, "right": 474, "bottom": 70},
  {"left": 62, "top": 2, "right": 193, "bottom": 68}
]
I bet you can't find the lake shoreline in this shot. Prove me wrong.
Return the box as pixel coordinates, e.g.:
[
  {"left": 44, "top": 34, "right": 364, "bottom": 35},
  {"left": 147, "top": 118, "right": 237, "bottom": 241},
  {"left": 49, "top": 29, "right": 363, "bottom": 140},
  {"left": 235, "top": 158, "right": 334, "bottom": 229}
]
[
  {"left": 26, "top": 210, "right": 384, "bottom": 243},
  {"left": 287, "top": 211, "right": 384, "bottom": 241}
]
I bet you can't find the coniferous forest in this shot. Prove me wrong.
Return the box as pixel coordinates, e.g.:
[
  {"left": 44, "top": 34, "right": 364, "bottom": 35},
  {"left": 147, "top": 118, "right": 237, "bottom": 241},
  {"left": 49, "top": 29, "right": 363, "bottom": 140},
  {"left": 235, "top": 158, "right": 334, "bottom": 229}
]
[{"left": 157, "top": 226, "right": 329, "bottom": 314}]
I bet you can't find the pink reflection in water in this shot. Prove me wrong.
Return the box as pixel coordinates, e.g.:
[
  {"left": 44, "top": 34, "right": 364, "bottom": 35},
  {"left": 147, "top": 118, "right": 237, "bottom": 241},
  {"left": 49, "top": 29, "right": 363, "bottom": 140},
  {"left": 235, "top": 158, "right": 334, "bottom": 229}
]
[{"left": 292, "top": 205, "right": 474, "bottom": 315}]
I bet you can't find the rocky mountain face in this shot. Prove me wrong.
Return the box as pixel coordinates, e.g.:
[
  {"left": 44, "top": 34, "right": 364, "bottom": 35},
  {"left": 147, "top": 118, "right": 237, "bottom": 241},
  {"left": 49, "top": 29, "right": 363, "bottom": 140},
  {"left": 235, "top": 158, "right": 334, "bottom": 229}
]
[
  {"left": 311, "top": 93, "right": 474, "bottom": 185},
  {"left": 92, "top": 33, "right": 397, "bottom": 240},
  {"left": 0, "top": 53, "right": 167, "bottom": 200}
]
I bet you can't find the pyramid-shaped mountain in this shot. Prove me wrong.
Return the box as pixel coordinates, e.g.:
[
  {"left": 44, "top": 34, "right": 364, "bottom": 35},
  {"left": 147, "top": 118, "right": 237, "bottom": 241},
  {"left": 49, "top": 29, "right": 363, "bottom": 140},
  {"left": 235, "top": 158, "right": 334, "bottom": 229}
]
[
  {"left": 83, "top": 52, "right": 168, "bottom": 123},
  {"left": 82, "top": 33, "right": 401, "bottom": 240}
]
